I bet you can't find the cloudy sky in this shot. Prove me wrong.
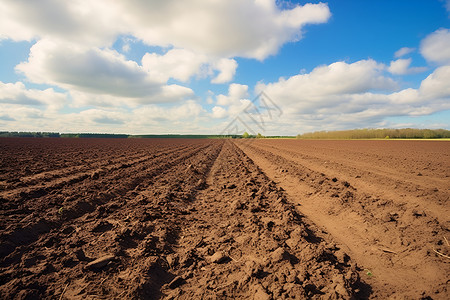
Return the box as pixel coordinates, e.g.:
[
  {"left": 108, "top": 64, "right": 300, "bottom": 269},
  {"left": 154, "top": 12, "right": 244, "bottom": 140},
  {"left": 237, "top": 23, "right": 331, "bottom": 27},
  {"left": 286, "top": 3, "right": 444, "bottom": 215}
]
[{"left": 1, "top": 0, "right": 449, "bottom": 135}]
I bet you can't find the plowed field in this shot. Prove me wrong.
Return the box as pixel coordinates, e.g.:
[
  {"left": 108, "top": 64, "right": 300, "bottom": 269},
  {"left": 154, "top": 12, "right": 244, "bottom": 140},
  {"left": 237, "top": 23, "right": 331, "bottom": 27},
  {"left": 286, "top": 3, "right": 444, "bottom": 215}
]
[{"left": 0, "top": 138, "right": 448, "bottom": 299}]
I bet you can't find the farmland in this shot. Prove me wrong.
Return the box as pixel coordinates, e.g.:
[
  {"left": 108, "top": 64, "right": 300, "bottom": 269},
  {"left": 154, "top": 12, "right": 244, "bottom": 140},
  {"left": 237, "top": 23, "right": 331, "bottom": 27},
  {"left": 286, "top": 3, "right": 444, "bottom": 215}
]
[{"left": 0, "top": 138, "right": 449, "bottom": 299}]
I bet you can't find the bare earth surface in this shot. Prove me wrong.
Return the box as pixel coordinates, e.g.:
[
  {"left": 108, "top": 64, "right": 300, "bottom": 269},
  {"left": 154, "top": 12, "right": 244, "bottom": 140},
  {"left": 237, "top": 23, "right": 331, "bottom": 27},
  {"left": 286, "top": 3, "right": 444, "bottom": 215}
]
[
  {"left": 236, "top": 139, "right": 450, "bottom": 299},
  {"left": 0, "top": 138, "right": 448, "bottom": 299}
]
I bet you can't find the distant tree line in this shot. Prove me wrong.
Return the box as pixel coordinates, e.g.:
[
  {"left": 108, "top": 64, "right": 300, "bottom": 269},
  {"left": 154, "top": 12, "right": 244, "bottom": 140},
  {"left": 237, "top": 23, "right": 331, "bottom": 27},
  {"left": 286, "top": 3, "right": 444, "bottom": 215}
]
[
  {"left": 0, "top": 131, "right": 60, "bottom": 138},
  {"left": 297, "top": 128, "right": 450, "bottom": 139},
  {"left": 0, "top": 132, "right": 129, "bottom": 138},
  {"left": 241, "top": 132, "right": 264, "bottom": 138},
  {"left": 61, "top": 133, "right": 129, "bottom": 138},
  {"left": 0, "top": 132, "right": 243, "bottom": 139},
  {"left": 131, "top": 134, "right": 240, "bottom": 139}
]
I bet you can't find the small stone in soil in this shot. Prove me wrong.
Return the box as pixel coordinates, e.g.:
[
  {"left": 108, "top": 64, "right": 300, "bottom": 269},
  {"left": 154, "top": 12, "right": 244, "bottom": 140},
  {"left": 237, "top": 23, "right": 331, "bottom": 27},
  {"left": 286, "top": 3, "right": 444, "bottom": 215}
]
[
  {"left": 209, "top": 251, "right": 230, "bottom": 264},
  {"left": 86, "top": 255, "right": 115, "bottom": 269}
]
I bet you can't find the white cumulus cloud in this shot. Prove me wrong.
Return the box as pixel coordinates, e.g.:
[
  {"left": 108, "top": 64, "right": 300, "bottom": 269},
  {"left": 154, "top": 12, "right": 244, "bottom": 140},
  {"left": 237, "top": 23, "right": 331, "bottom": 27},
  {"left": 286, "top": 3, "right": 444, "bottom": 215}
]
[
  {"left": 16, "top": 40, "right": 194, "bottom": 106},
  {"left": 257, "top": 59, "right": 397, "bottom": 108},
  {"left": 211, "top": 59, "right": 238, "bottom": 84},
  {"left": 419, "top": 65, "right": 450, "bottom": 100},
  {"left": 1, "top": 1, "right": 331, "bottom": 110},
  {"left": 114, "top": 0, "right": 331, "bottom": 60},
  {"left": 142, "top": 49, "right": 238, "bottom": 84},
  {"left": 388, "top": 58, "right": 427, "bottom": 75},
  {"left": 211, "top": 106, "right": 228, "bottom": 119},
  {"left": 0, "top": 0, "right": 333, "bottom": 127},
  {"left": 421, "top": 28, "right": 450, "bottom": 66},
  {"left": 0, "top": 81, "right": 67, "bottom": 110},
  {"left": 0, "top": 0, "right": 121, "bottom": 46},
  {"left": 142, "top": 49, "right": 208, "bottom": 82},
  {"left": 212, "top": 84, "right": 254, "bottom": 119},
  {"left": 252, "top": 59, "right": 450, "bottom": 132},
  {"left": 394, "top": 47, "right": 415, "bottom": 58},
  {"left": 216, "top": 84, "right": 250, "bottom": 106},
  {"left": 0, "top": 0, "right": 331, "bottom": 60}
]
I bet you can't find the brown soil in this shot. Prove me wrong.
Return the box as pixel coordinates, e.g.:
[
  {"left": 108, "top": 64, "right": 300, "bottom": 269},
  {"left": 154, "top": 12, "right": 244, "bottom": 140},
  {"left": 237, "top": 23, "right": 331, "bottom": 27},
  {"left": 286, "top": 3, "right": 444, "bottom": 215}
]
[
  {"left": 0, "top": 138, "right": 448, "bottom": 299},
  {"left": 236, "top": 139, "right": 449, "bottom": 299}
]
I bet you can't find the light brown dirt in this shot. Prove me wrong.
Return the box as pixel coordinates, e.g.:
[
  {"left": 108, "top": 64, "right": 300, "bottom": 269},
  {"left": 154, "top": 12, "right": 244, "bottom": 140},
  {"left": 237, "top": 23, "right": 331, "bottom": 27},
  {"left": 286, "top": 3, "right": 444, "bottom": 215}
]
[
  {"left": 236, "top": 139, "right": 449, "bottom": 299},
  {"left": 0, "top": 138, "right": 448, "bottom": 299}
]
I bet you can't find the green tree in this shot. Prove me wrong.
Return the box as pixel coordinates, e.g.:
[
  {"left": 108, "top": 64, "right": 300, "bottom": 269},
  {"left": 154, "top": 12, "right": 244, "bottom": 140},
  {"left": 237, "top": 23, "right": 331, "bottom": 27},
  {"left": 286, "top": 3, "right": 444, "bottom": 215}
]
[{"left": 242, "top": 131, "right": 250, "bottom": 138}]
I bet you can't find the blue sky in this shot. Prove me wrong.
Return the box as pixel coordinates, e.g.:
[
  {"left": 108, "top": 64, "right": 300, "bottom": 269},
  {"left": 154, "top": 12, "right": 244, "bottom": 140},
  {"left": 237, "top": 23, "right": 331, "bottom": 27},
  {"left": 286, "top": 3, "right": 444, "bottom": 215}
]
[{"left": 1, "top": 0, "right": 449, "bottom": 135}]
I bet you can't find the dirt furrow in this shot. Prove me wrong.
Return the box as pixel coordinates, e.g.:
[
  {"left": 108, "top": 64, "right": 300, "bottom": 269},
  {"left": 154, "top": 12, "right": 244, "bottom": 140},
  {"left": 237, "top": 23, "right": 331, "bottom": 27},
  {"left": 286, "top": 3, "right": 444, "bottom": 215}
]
[
  {"left": 0, "top": 138, "right": 194, "bottom": 189},
  {"left": 1, "top": 143, "right": 190, "bottom": 193},
  {"left": 236, "top": 140, "right": 449, "bottom": 299},
  {"left": 0, "top": 140, "right": 225, "bottom": 299},
  {"left": 0, "top": 141, "right": 213, "bottom": 262},
  {"left": 0, "top": 144, "right": 192, "bottom": 200},
  {"left": 255, "top": 141, "right": 449, "bottom": 213},
  {"left": 158, "top": 140, "right": 366, "bottom": 299}
]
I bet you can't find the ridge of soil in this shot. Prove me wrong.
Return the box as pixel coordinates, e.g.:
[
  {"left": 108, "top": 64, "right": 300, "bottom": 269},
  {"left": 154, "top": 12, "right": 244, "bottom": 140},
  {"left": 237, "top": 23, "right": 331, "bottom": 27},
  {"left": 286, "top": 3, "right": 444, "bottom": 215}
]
[
  {"left": 235, "top": 139, "right": 449, "bottom": 299},
  {"left": 159, "top": 141, "right": 366, "bottom": 299}
]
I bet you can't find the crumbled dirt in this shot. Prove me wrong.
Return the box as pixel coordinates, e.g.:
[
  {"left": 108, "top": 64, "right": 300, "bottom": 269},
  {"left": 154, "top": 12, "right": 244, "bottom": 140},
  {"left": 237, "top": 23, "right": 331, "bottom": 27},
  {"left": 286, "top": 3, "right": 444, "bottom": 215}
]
[
  {"left": 0, "top": 138, "right": 448, "bottom": 299},
  {"left": 159, "top": 141, "right": 364, "bottom": 299},
  {"left": 236, "top": 139, "right": 450, "bottom": 299}
]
